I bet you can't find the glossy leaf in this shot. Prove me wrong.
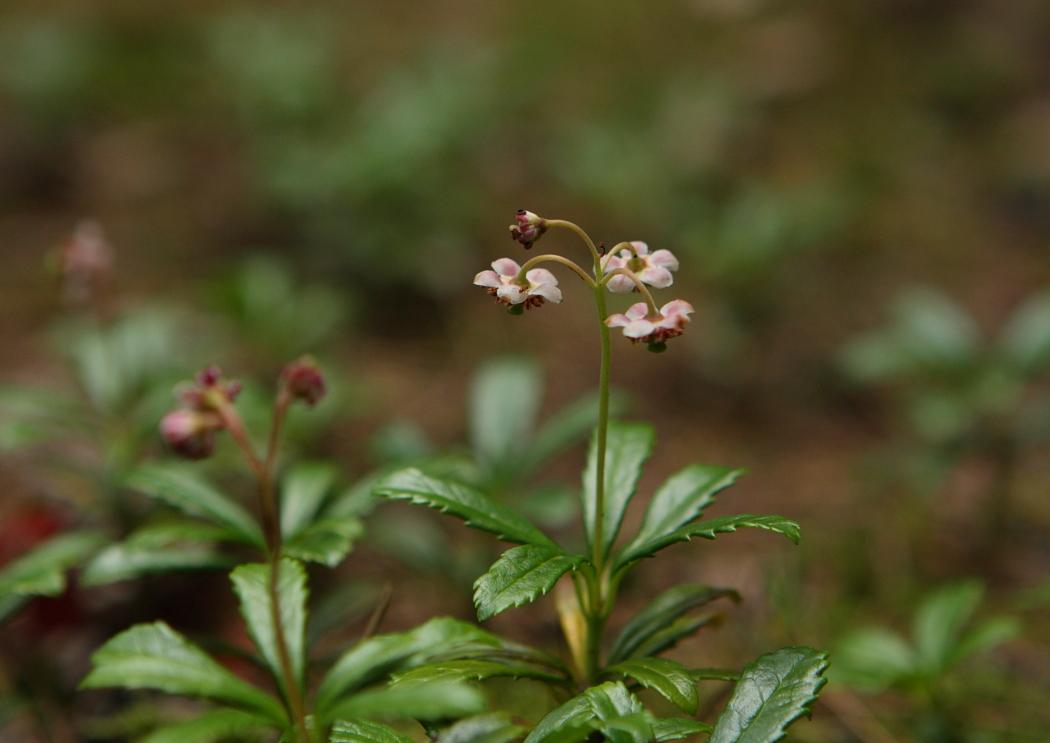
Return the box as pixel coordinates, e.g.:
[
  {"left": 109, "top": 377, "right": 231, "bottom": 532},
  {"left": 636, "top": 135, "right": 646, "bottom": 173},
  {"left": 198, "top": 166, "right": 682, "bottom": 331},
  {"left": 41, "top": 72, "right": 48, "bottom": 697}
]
[
  {"left": 280, "top": 462, "right": 337, "bottom": 537},
  {"left": 525, "top": 682, "right": 645, "bottom": 743},
  {"left": 605, "top": 657, "right": 698, "bottom": 714},
  {"left": 82, "top": 522, "right": 234, "bottom": 586},
  {"left": 316, "top": 617, "right": 502, "bottom": 714},
  {"left": 127, "top": 464, "right": 264, "bottom": 547},
  {"left": 624, "top": 465, "right": 742, "bottom": 558},
  {"left": 282, "top": 516, "right": 363, "bottom": 566},
  {"left": 375, "top": 468, "right": 555, "bottom": 548},
  {"left": 140, "top": 708, "right": 272, "bottom": 743},
  {"left": 582, "top": 422, "right": 654, "bottom": 560},
  {"left": 469, "top": 357, "right": 541, "bottom": 469},
  {"left": 709, "top": 646, "right": 828, "bottom": 743},
  {"left": 436, "top": 713, "right": 526, "bottom": 743},
  {"left": 474, "top": 544, "right": 584, "bottom": 621},
  {"left": 81, "top": 622, "right": 286, "bottom": 723},
  {"left": 230, "top": 559, "right": 308, "bottom": 700},
  {"left": 324, "top": 680, "right": 485, "bottom": 722},
  {"left": 652, "top": 718, "right": 713, "bottom": 742},
  {"left": 609, "top": 584, "right": 740, "bottom": 663},
  {"left": 616, "top": 514, "right": 801, "bottom": 571},
  {"left": 331, "top": 720, "right": 414, "bottom": 743},
  {"left": 0, "top": 531, "right": 104, "bottom": 598},
  {"left": 395, "top": 658, "right": 564, "bottom": 686},
  {"left": 628, "top": 614, "right": 722, "bottom": 660}
]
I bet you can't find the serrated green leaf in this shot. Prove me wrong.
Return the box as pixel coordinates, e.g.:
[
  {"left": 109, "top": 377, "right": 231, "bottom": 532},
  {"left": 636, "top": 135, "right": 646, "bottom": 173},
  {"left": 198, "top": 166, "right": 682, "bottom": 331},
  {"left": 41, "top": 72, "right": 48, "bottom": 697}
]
[
  {"left": 316, "top": 617, "right": 502, "bottom": 715},
  {"left": 525, "top": 682, "right": 645, "bottom": 743},
  {"left": 230, "top": 559, "right": 308, "bottom": 700},
  {"left": 325, "top": 680, "right": 485, "bottom": 722},
  {"left": 913, "top": 581, "right": 983, "bottom": 674},
  {"left": 709, "top": 647, "right": 828, "bottom": 743},
  {"left": 280, "top": 462, "right": 337, "bottom": 537},
  {"left": 609, "top": 584, "right": 740, "bottom": 663},
  {"left": 831, "top": 627, "right": 914, "bottom": 692},
  {"left": 624, "top": 465, "right": 742, "bottom": 560},
  {"left": 616, "top": 515, "right": 800, "bottom": 571},
  {"left": 140, "top": 708, "right": 271, "bottom": 743},
  {"left": 81, "top": 622, "right": 285, "bottom": 724},
  {"left": 583, "top": 422, "right": 654, "bottom": 560},
  {"left": 375, "top": 468, "right": 555, "bottom": 548},
  {"left": 82, "top": 522, "right": 234, "bottom": 586},
  {"left": 470, "top": 357, "right": 541, "bottom": 469},
  {"left": 127, "top": 464, "right": 264, "bottom": 547},
  {"left": 331, "top": 719, "right": 414, "bottom": 743},
  {"left": 605, "top": 657, "right": 698, "bottom": 714},
  {"left": 394, "top": 658, "right": 564, "bottom": 687},
  {"left": 630, "top": 614, "right": 722, "bottom": 660},
  {"left": 0, "top": 531, "right": 105, "bottom": 598},
  {"left": 437, "top": 713, "right": 525, "bottom": 743},
  {"left": 651, "top": 717, "right": 713, "bottom": 742},
  {"left": 474, "top": 545, "right": 583, "bottom": 621},
  {"left": 282, "top": 516, "right": 362, "bottom": 567}
]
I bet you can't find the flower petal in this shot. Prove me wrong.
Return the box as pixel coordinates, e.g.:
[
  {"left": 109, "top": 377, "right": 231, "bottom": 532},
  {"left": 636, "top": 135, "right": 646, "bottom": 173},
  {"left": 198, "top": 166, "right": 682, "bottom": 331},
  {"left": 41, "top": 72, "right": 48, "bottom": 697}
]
[
  {"left": 497, "top": 283, "right": 526, "bottom": 304},
  {"left": 625, "top": 302, "right": 649, "bottom": 321},
  {"left": 492, "top": 258, "right": 521, "bottom": 277},
  {"left": 525, "top": 267, "right": 557, "bottom": 286},
  {"left": 623, "top": 319, "right": 656, "bottom": 339},
  {"left": 660, "top": 299, "right": 694, "bottom": 319},
  {"left": 648, "top": 249, "right": 678, "bottom": 271},
  {"left": 638, "top": 265, "right": 674, "bottom": 289},
  {"left": 629, "top": 241, "right": 650, "bottom": 256},
  {"left": 530, "top": 282, "right": 563, "bottom": 303},
  {"left": 474, "top": 270, "right": 501, "bottom": 288},
  {"left": 606, "top": 274, "right": 635, "bottom": 293},
  {"left": 605, "top": 313, "right": 630, "bottom": 328}
]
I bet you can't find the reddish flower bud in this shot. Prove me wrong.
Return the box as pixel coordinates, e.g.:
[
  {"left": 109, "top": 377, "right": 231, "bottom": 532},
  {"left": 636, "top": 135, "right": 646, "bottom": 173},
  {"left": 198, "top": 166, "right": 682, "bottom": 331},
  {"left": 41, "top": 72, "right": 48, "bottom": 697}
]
[
  {"left": 160, "top": 409, "right": 222, "bottom": 459},
  {"left": 280, "top": 357, "right": 326, "bottom": 406},
  {"left": 52, "top": 220, "right": 114, "bottom": 303},
  {"left": 509, "top": 210, "right": 546, "bottom": 249},
  {"left": 179, "top": 366, "right": 242, "bottom": 410}
]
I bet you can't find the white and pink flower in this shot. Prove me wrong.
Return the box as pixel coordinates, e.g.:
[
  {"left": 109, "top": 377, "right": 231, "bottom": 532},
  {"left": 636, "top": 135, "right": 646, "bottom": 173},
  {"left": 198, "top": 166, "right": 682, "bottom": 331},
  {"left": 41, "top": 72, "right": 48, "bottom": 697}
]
[
  {"left": 474, "top": 258, "right": 563, "bottom": 309},
  {"left": 604, "top": 242, "right": 679, "bottom": 293},
  {"left": 509, "top": 210, "right": 546, "bottom": 249},
  {"left": 605, "top": 300, "right": 694, "bottom": 350}
]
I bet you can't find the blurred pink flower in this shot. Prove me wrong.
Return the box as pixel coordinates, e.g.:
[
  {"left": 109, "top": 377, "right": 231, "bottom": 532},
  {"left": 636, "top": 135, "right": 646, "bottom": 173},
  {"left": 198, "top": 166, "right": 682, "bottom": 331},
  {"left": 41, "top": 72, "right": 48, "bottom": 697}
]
[
  {"left": 474, "top": 258, "right": 563, "bottom": 309},
  {"left": 281, "top": 356, "right": 326, "bottom": 406},
  {"left": 605, "top": 300, "right": 694, "bottom": 349},
  {"left": 160, "top": 409, "right": 222, "bottom": 460},
  {"left": 605, "top": 242, "right": 679, "bottom": 293}
]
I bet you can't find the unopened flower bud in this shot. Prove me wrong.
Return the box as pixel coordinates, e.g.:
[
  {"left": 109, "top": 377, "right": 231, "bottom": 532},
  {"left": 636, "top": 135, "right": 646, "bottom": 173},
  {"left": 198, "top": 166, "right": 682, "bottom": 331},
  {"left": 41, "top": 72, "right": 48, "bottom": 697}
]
[
  {"left": 280, "top": 357, "right": 326, "bottom": 406},
  {"left": 160, "top": 409, "right": 222, "bottom": 460},
  {"left": 178, "top": 366, "right": 242, "bottom": 410},
  {"left": 52, "top": 220, "right": 114, "bottom": 303},
  {"left": 509, "top": 210, "right": 546, "bottom": 249}
]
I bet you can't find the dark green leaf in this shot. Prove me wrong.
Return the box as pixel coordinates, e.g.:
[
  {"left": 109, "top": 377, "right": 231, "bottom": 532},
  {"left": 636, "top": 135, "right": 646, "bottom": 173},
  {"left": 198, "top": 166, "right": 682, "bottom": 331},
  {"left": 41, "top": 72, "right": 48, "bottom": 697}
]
[
  {"left": 230, "top": 559, "right": 309, "bottom": 700},
  {"left": 436, "top": 713, "right": 526, "bottom": 743},
  {"left": 709, "top": 647, "right": 828, "bottom": 743},
  {"left": 82, "top": 522, "right": 234, "bottom": 586},
  {"left": 81, "top": 622, "right": 286, "bottom": 724},
  {"left": 690, "top": 668, "right": 740, "bottom": 683},
  {"left": 280, "top": 462, "right": 337, "bottom": 537},
  {"left": 282, "top": 516, "right": 363, "bottom": 567},
  {"left": 582, "top": 422, "right": 654, "bottom": 560},
  {"left": 331, "top": 720, "right": 414, "bottom": 743},
  {"left": 474, "top": 545, "right": 583, "bottom": 621},
  {"left": 140, "top": 708, "right": 272, "bottom": 743},
  {"left": 616, "top": 515, "right": 800, "bottom": 571},
  {"left": 394, "top": 658, "right": 564, "bottom": 686},
  {"left": 325, "top": 681, "right": 484, "bottom": 722},
  {"left": 0, "top": 531, "right": 105, "bottom": 598},
  {"left": 624, "top": 465, "right": 742, "bottom": 559},
  {"left": 652, "top": 717, "right": 713, "bottom": 742},
  {"left": 605, "top": 657, "right": 698, "bottom": 714},
  {"left": 525, "top": 682, "right": 645, "bottom": 743},
  {"left": 609, "top": 584, "right": 740, "bottom": 663},
  {"left": 628, "top": 614, "right": 722, "bottom": 660},
  {"left": 127, "top": 464, "right": 264, "bottom": 547},
  {"left": 469, "top": 357, "right": 541, "bottom": 468},
  {"left": 316, "top": 617, "right": 502, "bottom": 715},
  {"left": 375, "top": 468, "right": 555, "bottom": 548}
]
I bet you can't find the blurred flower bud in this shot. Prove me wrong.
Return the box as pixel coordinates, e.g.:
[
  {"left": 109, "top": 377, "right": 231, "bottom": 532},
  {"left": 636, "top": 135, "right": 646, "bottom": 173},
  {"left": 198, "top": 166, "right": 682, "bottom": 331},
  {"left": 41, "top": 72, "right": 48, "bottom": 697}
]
[
  {"left": 178, "top": 365, "right": 242, "bottom": 410},
  {"left": 509, "top": 210, "right": 547, "bottom": 249},
  {"left": 52, "top": 220, "right": 114, "bottom": 304},
  {"left": 281, "top": 356, "right": 326, "bottom": 406},
  {"left": 160, "top": 409, "right": 222, "bottom": 459}
]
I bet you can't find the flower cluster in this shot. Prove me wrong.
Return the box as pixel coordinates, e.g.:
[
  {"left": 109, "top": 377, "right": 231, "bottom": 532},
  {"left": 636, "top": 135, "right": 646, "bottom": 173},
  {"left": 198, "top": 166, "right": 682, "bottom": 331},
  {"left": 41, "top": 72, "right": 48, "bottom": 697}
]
[{"left": 474, "top": 211, "right": 693, "bottom": 350}]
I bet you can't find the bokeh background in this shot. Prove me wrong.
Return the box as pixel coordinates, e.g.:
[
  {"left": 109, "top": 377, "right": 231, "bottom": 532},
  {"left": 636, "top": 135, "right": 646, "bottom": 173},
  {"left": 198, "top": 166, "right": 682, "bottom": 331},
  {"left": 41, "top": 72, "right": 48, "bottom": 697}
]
[{"left": 2, "top": 0, "right": 1050, "bottom": 740}]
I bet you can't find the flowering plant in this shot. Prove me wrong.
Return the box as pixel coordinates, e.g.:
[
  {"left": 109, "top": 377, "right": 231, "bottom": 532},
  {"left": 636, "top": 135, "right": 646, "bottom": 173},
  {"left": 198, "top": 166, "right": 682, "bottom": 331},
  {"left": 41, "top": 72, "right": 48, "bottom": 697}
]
[{"left": 376, "top": 213, "right": 828, "bottom": 741}]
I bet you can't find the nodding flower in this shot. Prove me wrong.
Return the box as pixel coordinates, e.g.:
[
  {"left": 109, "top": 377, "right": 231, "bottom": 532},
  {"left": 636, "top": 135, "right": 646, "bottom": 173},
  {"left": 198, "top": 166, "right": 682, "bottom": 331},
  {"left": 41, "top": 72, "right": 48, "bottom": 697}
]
[
  {"left": 160, "top": 408, "right": 222, "bottom": 460},
  {"left": 509, "top": 210, "right": 547, "bottom": 249},
  {"left": 474, "top": 258, "right": 563, "bottom": 311},
  {"left": 280, "top": 356, "right": 327, "bottom": 406},
  {"left": 605, "top": 300, "right": 694, "bottom": 352},
  {"left": 604, "top": 242, "right": 679, "bottom": 292}
]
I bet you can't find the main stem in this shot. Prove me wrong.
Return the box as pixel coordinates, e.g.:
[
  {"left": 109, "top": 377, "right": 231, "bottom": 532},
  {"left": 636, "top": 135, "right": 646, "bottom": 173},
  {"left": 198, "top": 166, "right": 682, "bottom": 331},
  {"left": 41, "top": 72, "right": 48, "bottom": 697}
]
[{"left": 584, "top": 254, "right": 613, "bottom": 684}]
